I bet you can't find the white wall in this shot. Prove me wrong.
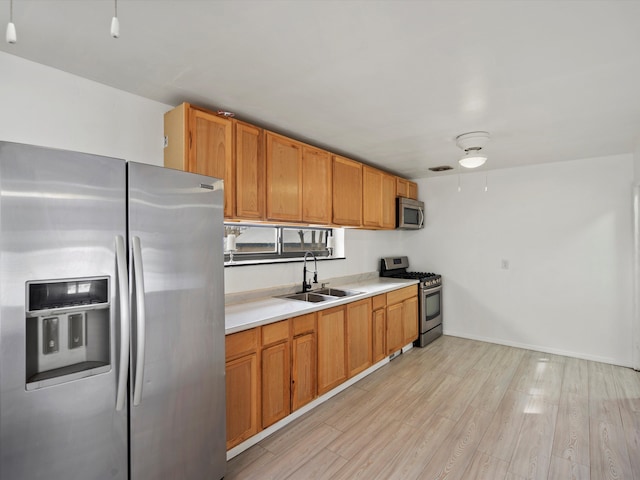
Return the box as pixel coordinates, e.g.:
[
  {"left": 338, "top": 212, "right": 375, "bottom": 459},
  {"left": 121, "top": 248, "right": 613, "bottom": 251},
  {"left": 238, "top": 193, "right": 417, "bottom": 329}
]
[
  {"left": 634, "top": 141, "right": 640, "bottom": 369},
  {"left": 3, "top": 51, "right": 636, "bottom": 366},
  {"left": 224, "top": 228, "right": 405, "bottom": 294},
  {"left": 0, "top": 51, "right": 169, "bottom": 165},
  {"left": 0, "top": 51, "right": 407, "bottom": 298},
  {"left": 406, "top": 155, "right": 635, "bottom": 366}
]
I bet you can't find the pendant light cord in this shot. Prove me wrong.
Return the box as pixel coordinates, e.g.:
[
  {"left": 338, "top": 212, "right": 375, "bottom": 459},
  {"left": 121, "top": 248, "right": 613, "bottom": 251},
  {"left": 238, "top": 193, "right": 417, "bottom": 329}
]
[{"left": 9, "top": 0, "right": 13, "bottom": 22}]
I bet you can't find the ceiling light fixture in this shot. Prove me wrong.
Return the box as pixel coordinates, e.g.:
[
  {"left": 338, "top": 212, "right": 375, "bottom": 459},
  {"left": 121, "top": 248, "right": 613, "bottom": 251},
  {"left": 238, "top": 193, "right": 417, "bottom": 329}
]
[
  {"left": 456, "top": 131, "right": 490, "bottom": 169},
  {"left": 110, "top": 0, "right": 120, "bottom": 38},
  {"left": 6, "top": 0, "right": 16, "bottom": 44}
]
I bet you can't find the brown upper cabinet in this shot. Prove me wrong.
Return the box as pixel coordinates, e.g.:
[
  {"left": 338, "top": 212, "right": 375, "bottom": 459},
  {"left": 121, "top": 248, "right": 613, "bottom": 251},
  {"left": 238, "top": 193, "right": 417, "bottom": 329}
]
[
  {"left": 235, "top": 121, "right": 265, "bottom": 220},
  {"left": 302, "top": 146, "right": 332, "bottom": 224},
  {"left": 363, "top": 166, "right": 396, "bottom": 229},
  {"left": 266, "top": 132, "right": 303, "bottom": 222},
  {"left": 265, "top": 133, "right": 333, "bottom": 224},
  {"left": 332, "top": 156, "right": 363, "bottom": 226},
  {"left": 165, "top": 102, "right": 417, "bottom": 228},
  {"left": 164, "top": 103, "right": 234, "bottom": 218},
  {"left": 397, "top": 177, "right": 418, "bottom": 200}
]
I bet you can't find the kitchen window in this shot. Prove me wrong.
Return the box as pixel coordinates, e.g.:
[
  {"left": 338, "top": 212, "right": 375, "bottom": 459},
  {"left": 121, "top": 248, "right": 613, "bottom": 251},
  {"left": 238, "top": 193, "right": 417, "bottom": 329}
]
[{"left": 224, "top": 224, "right": 337, "bottom": 265}]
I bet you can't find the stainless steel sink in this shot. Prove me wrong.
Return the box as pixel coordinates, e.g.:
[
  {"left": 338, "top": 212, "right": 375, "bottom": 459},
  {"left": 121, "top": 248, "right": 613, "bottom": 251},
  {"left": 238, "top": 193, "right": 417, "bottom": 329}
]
[
  {"left": 311, "top": 288, "right": 362, "bottom": 297},
  {"left": 278, "top": 288, "right": 363, "bottom": 303},
  {"left": 280, "top": 292, "right": 334, "bottom": 303}
]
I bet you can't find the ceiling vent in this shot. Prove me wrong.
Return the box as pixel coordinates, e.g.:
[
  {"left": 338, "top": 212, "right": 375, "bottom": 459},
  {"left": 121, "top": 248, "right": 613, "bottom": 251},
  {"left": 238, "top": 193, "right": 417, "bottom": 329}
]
[{"left": 429, "top": 165, "right": 454, "bottom": 172}]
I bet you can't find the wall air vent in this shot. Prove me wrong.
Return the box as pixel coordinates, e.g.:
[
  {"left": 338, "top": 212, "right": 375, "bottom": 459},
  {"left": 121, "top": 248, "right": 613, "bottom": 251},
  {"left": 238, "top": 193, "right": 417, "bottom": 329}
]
[{"left": 428, "top": 165, "right": 453, "bottom": 172}]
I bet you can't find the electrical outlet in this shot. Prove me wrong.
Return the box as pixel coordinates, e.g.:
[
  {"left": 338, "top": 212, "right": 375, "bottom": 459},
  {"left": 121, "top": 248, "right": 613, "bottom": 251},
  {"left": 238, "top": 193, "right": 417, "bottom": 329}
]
[
  {"left": 163, "top": 136, "right": 168, "bottom": 148},
  {"left": 501, "top": 259, "right": 509, "bottom": 270}
]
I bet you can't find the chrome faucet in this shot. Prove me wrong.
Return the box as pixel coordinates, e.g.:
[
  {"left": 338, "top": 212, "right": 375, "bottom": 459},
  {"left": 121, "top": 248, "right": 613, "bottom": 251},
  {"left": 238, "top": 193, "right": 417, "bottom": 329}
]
[{"left": 302, "top": 251, "right": 318, "bottom": 293}]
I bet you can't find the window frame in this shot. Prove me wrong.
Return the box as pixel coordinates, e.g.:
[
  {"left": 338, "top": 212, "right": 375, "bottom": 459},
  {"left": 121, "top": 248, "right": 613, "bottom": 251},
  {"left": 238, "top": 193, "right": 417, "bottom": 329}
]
[{"left": 224, "top": 223, "right": 333, "bottom": 264}]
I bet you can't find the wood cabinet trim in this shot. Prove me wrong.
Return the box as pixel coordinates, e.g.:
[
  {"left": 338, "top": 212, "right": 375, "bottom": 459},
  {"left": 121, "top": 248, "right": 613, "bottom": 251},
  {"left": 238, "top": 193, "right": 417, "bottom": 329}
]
[
  {"left": 261, "top": 319, "right": 290, "bottom": 347},
  {"left": 226, "top": 328, "right": 259, "bottom": 361},
  {"left": 292, "top": 313, "right": 316, "bottom": 337},
  {"left": 386, "top": 284, "right": 418, "bottom": 305}
]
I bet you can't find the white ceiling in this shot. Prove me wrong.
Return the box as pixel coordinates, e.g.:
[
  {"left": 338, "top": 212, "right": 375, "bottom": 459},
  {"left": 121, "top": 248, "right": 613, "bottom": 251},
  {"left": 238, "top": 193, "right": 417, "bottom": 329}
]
[{"left": 2, "top": 0, "right": 640, "bottom": 178}]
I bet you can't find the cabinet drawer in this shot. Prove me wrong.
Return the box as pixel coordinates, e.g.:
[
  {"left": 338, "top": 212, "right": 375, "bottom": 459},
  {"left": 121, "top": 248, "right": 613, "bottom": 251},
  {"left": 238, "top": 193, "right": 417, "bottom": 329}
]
[
  {"left": 292, "top": 313, "right": 315, "bottom": 336},
  {"left": 386, "top": 285, "right": 418, "bottom": 305},
  {"left": 226, "top": 328, "right": 259, "bottom": 361},
  {"left": 372, "top": 294, "right": 386, "bottom": 311},
  {"left": 262, "top": 319, "right": 290, "bottom": 346}
]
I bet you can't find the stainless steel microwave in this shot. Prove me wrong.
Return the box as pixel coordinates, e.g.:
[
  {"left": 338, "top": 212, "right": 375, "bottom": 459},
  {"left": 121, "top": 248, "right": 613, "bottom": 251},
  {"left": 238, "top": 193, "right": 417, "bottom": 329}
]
[{"left": 396, "top": 197, "right": 424, "bottom": 229}]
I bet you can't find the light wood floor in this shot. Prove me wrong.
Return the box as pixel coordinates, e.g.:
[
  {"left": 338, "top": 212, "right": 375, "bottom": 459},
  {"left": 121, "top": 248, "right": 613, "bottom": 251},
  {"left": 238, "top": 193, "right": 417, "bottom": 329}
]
[{"left": 226, "top": 335, "right": 640, "bottom": 480}]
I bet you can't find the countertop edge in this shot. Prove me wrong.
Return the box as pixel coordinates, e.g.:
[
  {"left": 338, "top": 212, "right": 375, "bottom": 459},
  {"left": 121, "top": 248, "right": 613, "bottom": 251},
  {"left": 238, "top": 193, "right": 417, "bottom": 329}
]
[{"left": 225, "top": 278, "right": 419, "bottom": 335}]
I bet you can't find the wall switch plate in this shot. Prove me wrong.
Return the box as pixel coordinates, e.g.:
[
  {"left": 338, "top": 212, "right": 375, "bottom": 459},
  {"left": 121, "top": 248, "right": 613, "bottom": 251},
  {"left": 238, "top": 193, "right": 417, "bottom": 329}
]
[{"left": 163, "top": 136, "right": 168, "bottom": 148}]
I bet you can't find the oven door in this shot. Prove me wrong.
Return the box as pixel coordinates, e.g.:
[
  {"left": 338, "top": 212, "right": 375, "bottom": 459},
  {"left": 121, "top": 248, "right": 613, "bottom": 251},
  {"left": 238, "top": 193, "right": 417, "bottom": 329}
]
[{"left": 421, "top": 284, "right": 442, "bottom": 332}]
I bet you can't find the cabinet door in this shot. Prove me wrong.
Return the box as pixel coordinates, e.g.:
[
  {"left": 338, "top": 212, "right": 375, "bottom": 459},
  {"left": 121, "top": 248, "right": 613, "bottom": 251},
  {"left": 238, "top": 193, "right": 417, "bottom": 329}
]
[
  {"left": 332, "top": 156, "right": 362, "bottom": 226},
  {"left": 302, "top": 146, "right": 332, "bottom": 224},
  {"left": 396, "top": 177, "right": 409, "bottom": 198},
  {"left": 362, "top": 166, "right": 383, "bottom": 228},
  {"left": 226, "top": 353, "right": 259, "bottom": 449},
  {"left": 408, "top": 181, "right": 418, "bottom": 200},
  {"left": 386, "top": 302, "right": 404, "bottom": 354},
  {"left": 235, "top": 121, "right": 265, "bottom": 220},
  {"left": 188, "top": 108, "right": 233, "bottom": 217},
  {"left": 261, "top": 341, "right": 290, "bottom": 428},
  {"left": 346, "top": 298, "right": 372, "bottom": 377},
  {"left": 372, "top": 308, "right": 386, "bottom": 363},
  {"left": 381, "top": 172, "right": 396, "bottom": 229},
  {"left": 291, "top": 333, "right": 316, "bottom": 411},
  {"left": 266, "top": 133, "right": 303, "bottom": 221},
  {"left": 403, "top": 296, "right": 419, "bottom": 345},
  {"left": 317, "top": 306, "right": 347, "bottom": 395}
]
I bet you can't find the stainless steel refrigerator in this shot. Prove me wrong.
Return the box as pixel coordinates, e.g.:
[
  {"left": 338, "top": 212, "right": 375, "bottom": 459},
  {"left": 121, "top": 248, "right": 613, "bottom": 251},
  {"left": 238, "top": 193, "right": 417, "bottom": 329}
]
[{"left": 0, "top": 141, "right": 226, "bottom": 479}]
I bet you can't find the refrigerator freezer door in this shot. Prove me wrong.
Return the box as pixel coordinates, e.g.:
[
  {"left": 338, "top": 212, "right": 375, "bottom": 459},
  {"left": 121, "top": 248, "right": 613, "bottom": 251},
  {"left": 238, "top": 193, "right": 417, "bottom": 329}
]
[
  {"left": 128, "top": 163, "right": 226, "bottom": 480},
  {"left": 0, "top": 142, "right": 128, "bottom": 479}
]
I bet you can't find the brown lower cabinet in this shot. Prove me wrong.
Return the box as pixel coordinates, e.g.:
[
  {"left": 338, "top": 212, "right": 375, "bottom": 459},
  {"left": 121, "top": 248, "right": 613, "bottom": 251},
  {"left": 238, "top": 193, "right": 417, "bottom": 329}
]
[
  {"left": 291, "top": 313, "right": 317, "bottom": 411},
  {"left": 386, "top": 284, "right": 419, "bottom": 354},
  {"left": 261, "top": 320, "right": 290, "bottom": 429},
  {"left": 372, "top": 294, "right": 387, "bottom": 363},
  {"left": 317, "top": 305, "right": 347, "bottom": 395},
  {"left": 225, "top": 329, "right": 260, "bottom": 450},
  {"left": 225, "top": 286, "right": 418, "bottom": 450},
  {"left": 346, "top": 298, "right": 372, "bottom": 377}
]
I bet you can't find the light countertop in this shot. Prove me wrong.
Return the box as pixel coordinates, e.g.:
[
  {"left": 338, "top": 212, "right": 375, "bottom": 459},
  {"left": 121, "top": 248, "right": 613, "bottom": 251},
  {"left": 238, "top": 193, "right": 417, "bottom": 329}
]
[{"left": 225, "top": 277, "right": 418, "bottom": 334}]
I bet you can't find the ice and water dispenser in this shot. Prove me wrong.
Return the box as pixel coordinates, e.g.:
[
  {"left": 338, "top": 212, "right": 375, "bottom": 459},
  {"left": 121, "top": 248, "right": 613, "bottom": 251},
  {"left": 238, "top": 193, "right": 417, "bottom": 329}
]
[{"left": 25, "top": 277, "right": 111, "bottom": 390}]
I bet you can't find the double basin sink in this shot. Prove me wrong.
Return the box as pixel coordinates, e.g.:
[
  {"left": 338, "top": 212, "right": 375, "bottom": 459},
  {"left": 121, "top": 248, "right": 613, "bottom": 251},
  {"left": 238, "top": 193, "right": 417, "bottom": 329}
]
[{"left": 279, "top": 288, "right": 362, "bottom": 303}]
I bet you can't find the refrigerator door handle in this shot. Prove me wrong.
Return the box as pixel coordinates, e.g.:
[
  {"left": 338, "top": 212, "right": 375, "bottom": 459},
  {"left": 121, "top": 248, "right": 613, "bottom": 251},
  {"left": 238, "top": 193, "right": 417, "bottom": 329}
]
[
  {"left": 115, "top": 235, "right": 130, "bottom": 411},
  {"left": 132, "top": 236, "right": 146, "bottom": 406}
]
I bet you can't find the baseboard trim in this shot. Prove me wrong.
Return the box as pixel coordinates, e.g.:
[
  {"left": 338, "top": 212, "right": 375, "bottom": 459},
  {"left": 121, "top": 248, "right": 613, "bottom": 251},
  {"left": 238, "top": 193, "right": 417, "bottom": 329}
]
[{"left": 444, "top": 330, "right": 631, "bottom": 368}]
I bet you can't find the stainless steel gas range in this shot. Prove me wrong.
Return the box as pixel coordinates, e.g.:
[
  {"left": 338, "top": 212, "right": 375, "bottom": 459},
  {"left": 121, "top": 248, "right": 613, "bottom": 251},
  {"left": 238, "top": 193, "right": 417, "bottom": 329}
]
[{"left": 380, "top": 256, "right": 443, "bottom": 347}]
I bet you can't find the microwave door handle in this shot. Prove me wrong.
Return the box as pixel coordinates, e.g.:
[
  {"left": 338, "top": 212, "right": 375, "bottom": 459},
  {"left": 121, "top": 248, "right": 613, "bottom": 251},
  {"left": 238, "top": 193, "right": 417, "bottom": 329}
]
[
  {"left": 132, "top": 236, "right": 147, "bottom": 406},
  {"left": 115, "top": 235, "right": 130, "bottom": 411},
  {"left": 418, "top": 208, "right": 424, "bottom": 228}
]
